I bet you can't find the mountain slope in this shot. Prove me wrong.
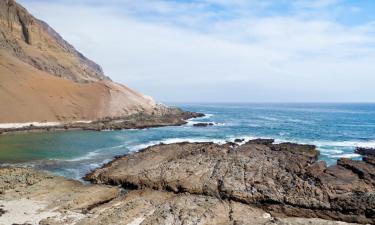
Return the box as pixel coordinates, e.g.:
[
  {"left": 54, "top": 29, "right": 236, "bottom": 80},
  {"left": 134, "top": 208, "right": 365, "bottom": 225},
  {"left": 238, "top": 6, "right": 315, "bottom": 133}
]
[
  {"left": 0, "top": 0, "right": 161, "bottom": 123},
  {"left": 0, "top": 0, "right": 106, "bottom": 82}
]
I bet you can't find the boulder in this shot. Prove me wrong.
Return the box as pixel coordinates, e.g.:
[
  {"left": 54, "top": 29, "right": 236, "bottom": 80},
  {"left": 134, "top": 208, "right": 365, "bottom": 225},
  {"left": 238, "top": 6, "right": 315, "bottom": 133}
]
[{"left": 193, "top": 122, "right": 214, "bottom": 127}]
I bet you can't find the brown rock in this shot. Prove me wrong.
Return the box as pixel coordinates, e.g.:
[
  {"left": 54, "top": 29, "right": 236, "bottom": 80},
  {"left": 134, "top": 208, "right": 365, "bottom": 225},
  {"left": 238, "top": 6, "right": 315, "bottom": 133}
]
[
  {"left": 0, "top": 167, "right": 358, "bottom": 225},
  {"left": 86, "top": 140, "right": 375, "bottom": 224}
]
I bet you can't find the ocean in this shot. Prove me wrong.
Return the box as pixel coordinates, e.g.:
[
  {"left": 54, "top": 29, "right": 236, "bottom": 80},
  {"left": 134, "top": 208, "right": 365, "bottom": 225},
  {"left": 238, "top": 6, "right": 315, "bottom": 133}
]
[{"left": 1, "top": 103, "right": 375, "bottom": 180}]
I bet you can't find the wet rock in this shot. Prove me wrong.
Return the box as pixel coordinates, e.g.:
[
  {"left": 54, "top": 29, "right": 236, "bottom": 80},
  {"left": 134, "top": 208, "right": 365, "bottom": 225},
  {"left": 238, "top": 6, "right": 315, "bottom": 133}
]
[
  {"left": 234, "top": 138, "right": 245, "bottom": 143},
  {"left": 193, "top": 122, "right": 214, "bottom": 127},
  {"left": 246, "top": 138, "right": 275, "bottom": 145},
  {"left": 355, "top": 147, "right": 375, "bottom": 157}
]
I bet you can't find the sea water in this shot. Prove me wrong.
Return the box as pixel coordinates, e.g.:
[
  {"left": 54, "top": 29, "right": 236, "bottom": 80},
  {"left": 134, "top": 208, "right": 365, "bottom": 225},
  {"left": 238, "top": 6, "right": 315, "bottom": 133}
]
[{"left": 1, "top": 103, "right": 374, "bottom": 180}]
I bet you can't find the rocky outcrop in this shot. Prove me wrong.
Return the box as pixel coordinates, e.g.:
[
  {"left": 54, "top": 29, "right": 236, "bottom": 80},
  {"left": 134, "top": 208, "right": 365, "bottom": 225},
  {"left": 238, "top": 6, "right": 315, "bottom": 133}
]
[
  {"left": 193, "top": 122, "right": 214, "bottom": 127},
  {"left": 86, "top": 140, "right": 375, "bottom": 224},
  {"left": 0, "top": 167, "right": 360, "bottom": 225},
  {"left": 234, "top": 138, "right": 245, "bottom": 143},
  {"left": 356, "top": 147, "right": 375, "bottom": 157}
]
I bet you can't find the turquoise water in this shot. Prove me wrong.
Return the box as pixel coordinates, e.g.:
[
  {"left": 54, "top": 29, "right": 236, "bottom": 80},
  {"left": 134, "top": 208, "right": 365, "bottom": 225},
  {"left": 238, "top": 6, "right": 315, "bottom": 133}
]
[{"left": 1, "top": 103, "right": 374, "bottom": 180}]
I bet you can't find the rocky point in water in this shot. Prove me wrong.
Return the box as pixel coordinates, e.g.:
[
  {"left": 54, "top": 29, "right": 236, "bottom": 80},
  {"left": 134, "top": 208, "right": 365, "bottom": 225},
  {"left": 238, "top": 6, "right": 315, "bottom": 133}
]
[
  {"left": 193, "top": 122, "right": 215, "bottom": 127},
  {"left": 0, "top": 109, "right": 204, "bottom": 135}
]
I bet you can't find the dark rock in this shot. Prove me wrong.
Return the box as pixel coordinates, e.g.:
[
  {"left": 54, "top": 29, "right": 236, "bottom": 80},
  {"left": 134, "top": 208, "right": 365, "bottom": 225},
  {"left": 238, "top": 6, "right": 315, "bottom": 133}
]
[
  {"left": 0, "top": 208, "right": 6, "bottom": 216},
  {"left": 355, "top": 147, "right": 375, "bottom": 157},
  {"left": 246, "top": 138, "right": 274, "bottom": 145},
  {"left": 234, "top": 138, "right": 245, "bottom": 143},
  {"left": 193, "top": 122, "right": 214, "bottom": 127},
  {"left": 364, "top": 156, "right": 375, "bottom": 166}
]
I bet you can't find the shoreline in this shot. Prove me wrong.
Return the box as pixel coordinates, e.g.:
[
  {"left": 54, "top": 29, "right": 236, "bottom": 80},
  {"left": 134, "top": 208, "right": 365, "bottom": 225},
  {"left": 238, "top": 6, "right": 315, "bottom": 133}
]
[
  {"left": 0, "top": 110, "right": 204, "bottom": 135},
  {"left": 1, "top": 139, "right": 373, "bottom": 225}
]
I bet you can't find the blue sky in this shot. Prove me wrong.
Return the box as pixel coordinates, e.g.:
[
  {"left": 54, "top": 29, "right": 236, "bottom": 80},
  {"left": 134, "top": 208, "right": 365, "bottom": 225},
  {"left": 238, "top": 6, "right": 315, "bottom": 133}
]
[{"left": 19, "top": 0, "right": 375, "bottom": 102}]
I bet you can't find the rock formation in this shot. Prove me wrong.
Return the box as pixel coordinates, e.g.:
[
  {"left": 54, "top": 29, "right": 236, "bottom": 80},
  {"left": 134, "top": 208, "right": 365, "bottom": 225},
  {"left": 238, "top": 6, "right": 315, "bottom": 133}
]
[
  {"left": 0, "top": 167, "right": 360, "bottom": 225},
  {"left": 86, "top": 139, "right": 375, "bottom": 224},
  {"left": 193, "top": 122, "right": 215, "bottom": 127},
  {"left": 0, "top": 0, "right": 107, "bottom": 82}
]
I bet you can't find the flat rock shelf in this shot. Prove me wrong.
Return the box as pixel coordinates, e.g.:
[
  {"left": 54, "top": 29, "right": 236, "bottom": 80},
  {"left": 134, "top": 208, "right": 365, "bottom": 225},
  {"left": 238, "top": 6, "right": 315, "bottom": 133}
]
[{"left": 1, "top": 139, "right": 373, "bottom": 225}]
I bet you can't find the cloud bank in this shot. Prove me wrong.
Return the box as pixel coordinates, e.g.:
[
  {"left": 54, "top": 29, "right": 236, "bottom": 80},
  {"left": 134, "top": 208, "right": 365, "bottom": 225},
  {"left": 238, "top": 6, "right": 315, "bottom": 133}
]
[{"left": 19, "top": 0, "right": 375, "bottom": 102}]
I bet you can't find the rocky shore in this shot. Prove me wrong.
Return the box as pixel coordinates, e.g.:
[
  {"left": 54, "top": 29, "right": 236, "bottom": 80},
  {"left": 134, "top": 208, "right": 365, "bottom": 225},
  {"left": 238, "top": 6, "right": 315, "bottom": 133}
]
[
  {"left": 0, "top": 108, "right": 204, "bottom": 135},
  {"left": 86, "top": 139, "right": 374, "bottom": 224},
  {"left": 1, "top": 139, "right": 374, "bottom": 225}
]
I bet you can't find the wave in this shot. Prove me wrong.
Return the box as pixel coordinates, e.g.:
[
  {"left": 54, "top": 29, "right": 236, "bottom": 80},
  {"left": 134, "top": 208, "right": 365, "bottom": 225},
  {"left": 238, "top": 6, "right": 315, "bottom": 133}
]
[
  {"left": 278, "top": 132, "right": 289, "bottom": 136},
  {"left": 170, "top": 135, "right": 375, "bottom": 149},
  {"left": 256, "top": 116, "right": 279, "bottom": 121},
  {"left": 129, "top": 135, "right": 278, "bottom": 152},
  {"left": 186, "top": 113, "right": 214, "bottom": 122},
  {"left": 186, "top": 121, "right": 226, "bottom": 126},
  {"left": 64, "top": 138, "right": 374, "bottom": 164},
  {"left": 128, "top": 137, "right": 231, "bottom": 152},
  {"left": 318, "top": 149, "right": 343, "bottom": 154},
  {"left": 310, "top": 140, "right": 375, "bottom": 148},
  {"left": 128, "top": 141, "right": 162, "bottom": 152},
  {"left": 202, "top": 113, "right": 214, "bottom": 119},
  {"left": 63, "top": 144, "right": 126, "bottom": 162},
  {"left": 226, "top": 136, "right": 375, "bottom": 150},
  {"left": 64, "top": 151, "right": 100, "bottom": 162},
  {"left": 328, "top": 153, "right": 361, "bottom": 158}
]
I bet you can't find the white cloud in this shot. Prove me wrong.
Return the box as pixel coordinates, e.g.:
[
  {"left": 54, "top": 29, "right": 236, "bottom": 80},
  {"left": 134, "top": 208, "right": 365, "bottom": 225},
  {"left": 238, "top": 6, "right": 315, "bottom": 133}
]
[
  {"left": 293, "top": 0, "right": 340, "bottom": 9},
  {"left": 19, "top": 0, "right": 375, "bottom": 102}
]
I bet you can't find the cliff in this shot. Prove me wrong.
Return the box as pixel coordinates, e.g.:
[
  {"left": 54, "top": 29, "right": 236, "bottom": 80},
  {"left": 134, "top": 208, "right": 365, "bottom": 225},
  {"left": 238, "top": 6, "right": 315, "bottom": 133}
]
[{"left": 0, "top": 0, "right": 164, "bottom": 123}]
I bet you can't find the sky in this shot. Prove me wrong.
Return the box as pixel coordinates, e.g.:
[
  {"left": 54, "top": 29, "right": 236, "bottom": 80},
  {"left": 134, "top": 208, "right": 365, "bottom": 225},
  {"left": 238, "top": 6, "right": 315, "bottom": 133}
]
[{"left": 19, "top": 0, "right": 375, "bottom": 103}]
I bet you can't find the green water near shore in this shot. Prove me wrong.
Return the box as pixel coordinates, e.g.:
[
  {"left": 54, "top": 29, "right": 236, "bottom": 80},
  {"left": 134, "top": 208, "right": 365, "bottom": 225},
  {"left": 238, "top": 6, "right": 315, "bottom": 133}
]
[{"left": 0, "top": 131, "right": 123, "bottom": 163}]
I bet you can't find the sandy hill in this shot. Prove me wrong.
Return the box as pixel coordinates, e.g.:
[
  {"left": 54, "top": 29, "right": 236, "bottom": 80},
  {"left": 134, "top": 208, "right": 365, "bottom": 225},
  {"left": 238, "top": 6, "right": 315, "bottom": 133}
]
[{"left": 0, "top": 0, "right": 160, "bottom": 123}]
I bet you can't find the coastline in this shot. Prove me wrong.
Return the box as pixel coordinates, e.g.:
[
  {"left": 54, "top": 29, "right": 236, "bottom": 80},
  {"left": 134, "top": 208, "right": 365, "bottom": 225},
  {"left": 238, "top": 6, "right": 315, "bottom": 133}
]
[
  {"left": 0, "top": 110, "right": 204, "bottom": 135},
  {"left": 1, "top": 139, "right": 373, "bottom": 225}
]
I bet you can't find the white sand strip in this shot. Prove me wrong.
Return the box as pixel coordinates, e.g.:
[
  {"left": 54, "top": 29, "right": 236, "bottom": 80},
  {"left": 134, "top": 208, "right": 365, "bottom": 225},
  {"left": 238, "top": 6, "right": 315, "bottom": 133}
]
[
  {"left": 0, "top": 122, "right": 61, "bottom": 129},
  {"left": 0, "top": 199, "right": 58, "bottom": 225},
  {"left": 127, "top": 217, "right": 145, "bottom": 225},
  {"left": 0, "top": 199, "right": 85, "bottom": 225},
  {"left": 0, "top": 121, "right": 92, "bottom": 129}
]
